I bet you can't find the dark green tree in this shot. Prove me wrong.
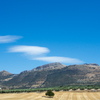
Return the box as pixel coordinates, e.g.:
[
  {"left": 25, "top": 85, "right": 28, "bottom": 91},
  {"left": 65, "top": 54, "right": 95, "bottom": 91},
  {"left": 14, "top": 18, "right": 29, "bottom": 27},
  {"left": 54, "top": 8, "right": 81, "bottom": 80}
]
[{"left": 45, "top": 90, "right": 55, "bottom": 97}]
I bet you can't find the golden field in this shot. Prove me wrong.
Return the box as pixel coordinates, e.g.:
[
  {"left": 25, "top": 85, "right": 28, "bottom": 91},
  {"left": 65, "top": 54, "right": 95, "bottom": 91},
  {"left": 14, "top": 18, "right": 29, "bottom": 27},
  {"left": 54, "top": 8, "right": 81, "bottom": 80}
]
[{"left": 0, "top": 91, "right": 100, "bottom": 100}]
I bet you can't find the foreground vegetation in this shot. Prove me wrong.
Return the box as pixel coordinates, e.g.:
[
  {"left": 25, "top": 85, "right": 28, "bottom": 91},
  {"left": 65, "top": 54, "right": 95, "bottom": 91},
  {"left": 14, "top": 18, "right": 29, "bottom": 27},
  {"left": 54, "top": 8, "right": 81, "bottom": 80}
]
[
  {"left": 45, "top": 90, "right": 55, "bottom": 97},
  {"left": 0, "top": 85, "right": 100, "bottom": 93}
]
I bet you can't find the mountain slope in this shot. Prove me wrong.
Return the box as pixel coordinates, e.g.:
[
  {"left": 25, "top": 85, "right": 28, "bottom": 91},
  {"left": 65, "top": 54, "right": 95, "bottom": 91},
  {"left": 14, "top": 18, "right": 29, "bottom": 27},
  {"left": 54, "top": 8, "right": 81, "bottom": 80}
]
[
  {"left": 0, "top": 70, "right": 13, "bottom": 81},
  {"left": 42, "top": 64, "right": 100, "bottom": 87},
  {"left": 2, "top": 62, "right": 66, "bottom": 89},
  {"left": 1, "top": 63, "right": 100, "bottom": 89}
]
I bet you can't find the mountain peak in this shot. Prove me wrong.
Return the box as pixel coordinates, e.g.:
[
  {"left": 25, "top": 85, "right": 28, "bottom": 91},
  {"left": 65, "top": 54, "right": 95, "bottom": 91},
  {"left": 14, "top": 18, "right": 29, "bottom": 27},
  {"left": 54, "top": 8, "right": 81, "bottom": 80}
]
[
  {"left": 31, "top": 62, "right": 66, "bottom": 71},
  {"left": 0, "top": 70, "right": 12, "bottom": 76}
]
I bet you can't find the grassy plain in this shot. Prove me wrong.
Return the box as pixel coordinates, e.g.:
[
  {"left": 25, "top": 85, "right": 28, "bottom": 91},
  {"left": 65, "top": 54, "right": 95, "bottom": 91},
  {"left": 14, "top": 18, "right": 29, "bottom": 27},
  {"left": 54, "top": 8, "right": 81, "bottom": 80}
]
[{"left": 0, "top": 91, "right": 100, "bottom": 100}]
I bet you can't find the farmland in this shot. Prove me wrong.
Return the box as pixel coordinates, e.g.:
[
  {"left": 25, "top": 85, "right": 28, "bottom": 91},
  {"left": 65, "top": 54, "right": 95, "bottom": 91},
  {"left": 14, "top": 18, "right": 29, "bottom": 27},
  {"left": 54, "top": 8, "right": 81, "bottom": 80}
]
[{"left": 0, "top": 91, "right": 100, "bottom": 100}]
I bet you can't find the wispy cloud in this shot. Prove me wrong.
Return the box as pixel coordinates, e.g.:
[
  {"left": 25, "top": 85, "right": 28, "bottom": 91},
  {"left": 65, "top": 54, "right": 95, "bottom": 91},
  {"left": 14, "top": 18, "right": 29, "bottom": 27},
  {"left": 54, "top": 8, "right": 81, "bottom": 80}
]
[
  {"left": 8, "top": 45, "right": 84, "bottom": 64},
  {"left": 34, "top": 56, "right": 84, "bottom": 64},
  {"left": 0, "top": 35, "right": 22, "bottom": 43},
  {"left": 8, "top": 45, "right": 50, "bottom": 55}
]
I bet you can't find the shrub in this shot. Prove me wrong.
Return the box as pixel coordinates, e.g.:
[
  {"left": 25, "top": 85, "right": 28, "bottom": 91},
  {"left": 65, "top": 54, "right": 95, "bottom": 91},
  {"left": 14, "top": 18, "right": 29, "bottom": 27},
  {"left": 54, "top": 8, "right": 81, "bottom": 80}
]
[
  {"left": 72, "top": 87, "right": 78, "bottom": 90},
  {"left": 55, "top": 89, "right": 60, "bottom": 91},
  {"left": 45, "top": 90, "right": 55, "bottom": 97},
  {"left": 94, "top": 87, "right": 99, "bottom": 90},
  {"left": 80, "top": 87, "right": 85, "bottom": 90},
  {"left": 87, "top": 87, "right": 92, "bottom": 90},
  {"left": 63, "top": 88, "right": 69, "bottom": 91}
]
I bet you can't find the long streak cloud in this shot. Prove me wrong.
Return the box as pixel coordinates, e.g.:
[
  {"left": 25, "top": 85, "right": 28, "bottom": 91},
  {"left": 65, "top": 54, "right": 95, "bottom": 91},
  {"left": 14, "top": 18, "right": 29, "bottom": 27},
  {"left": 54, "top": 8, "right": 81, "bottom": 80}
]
[
  {"left": 0, "top": 35, "right": 22, "bottom": 43},
  {"left": 34, "top": 56, "right": 84, "bottom": 64},
  {"left": 8, "top": 45, "right": 50, "bottom": 55},
  {"left": 8, "top": 45, "right": 84, "bottom": 64}
]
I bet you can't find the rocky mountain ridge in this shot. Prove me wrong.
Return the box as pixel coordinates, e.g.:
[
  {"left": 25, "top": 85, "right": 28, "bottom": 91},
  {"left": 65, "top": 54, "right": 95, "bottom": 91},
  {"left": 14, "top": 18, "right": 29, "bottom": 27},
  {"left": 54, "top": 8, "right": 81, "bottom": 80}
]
[
  {"left": 31, "top": 62, "right": 66, "bottom": 71},
  {"left": 0, "top": 62, "right": 100, "bottom": 89}
]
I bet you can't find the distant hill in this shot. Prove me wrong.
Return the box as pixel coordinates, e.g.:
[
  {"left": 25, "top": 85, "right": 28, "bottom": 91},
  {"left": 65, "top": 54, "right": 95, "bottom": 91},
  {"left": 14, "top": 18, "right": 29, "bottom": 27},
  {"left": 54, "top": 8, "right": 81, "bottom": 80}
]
[
  {"left": 0, "top": 70, "right": 12, "bottom": 76},
  {"left": 1, "top": 62, "right": 100, "bottom": 89},
  {"left": 0, "top": 70, "right": 15, "bottom": 85}
]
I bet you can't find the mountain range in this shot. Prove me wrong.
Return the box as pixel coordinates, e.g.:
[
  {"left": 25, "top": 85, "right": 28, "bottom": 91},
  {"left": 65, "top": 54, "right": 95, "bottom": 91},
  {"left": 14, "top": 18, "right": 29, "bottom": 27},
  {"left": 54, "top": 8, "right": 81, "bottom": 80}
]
[{"left": 0, "top": 62, "right": 100, "bottom": 89}]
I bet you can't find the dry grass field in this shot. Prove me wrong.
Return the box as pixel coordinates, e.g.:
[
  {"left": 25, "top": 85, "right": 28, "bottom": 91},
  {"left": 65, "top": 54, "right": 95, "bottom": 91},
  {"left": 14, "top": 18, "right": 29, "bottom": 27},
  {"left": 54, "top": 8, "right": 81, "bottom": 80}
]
[{"left": 0, "top": 91, "right": 100, "bottom": 100}]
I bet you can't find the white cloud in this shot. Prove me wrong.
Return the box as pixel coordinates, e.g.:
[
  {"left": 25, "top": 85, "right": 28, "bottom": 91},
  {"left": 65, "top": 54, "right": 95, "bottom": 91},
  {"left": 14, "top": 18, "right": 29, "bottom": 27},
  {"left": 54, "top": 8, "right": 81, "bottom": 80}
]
[
  {"left": 8, "top": 45, "right": 84, "bottom": 64},
  {"left": 8, "top": 45, "right": 50, "bottom": 55},
  {"left": 34, "top": 56, "right": 84, "bottom": 64},
  {"left": 0, "top": 35, "right": 22, "bottom": 43}
]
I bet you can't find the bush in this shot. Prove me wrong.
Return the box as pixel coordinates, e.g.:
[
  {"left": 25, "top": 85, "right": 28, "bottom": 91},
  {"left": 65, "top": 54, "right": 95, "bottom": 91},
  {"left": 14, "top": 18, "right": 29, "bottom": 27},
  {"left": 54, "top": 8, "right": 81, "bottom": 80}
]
[
  {"left": 80, "top": 87, "right": 85, "bottom": 90},
  {"left": 63, "top": 88, "right": 69, "bottom": 91},
  {"left": 87, "top": 87, "right": 92, "bottom": 90},
  {"left": 72, "top": 87, "right": 78, "bottom": 90},
  {"left": 55, "top": 89, "right": 60, "bottom": 91},
  {"left": 94, "top": 87, "right": 99, "bottom": 90},
  {"left": 45, "top": 90, "right": 55, "bottom": 97}
]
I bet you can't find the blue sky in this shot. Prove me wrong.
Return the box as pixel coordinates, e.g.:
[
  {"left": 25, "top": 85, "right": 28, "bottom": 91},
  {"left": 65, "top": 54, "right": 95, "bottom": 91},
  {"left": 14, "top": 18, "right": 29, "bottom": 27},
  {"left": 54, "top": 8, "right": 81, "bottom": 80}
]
[{"left": 0, "top": 0, "right": 100, "bottom": 74}]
